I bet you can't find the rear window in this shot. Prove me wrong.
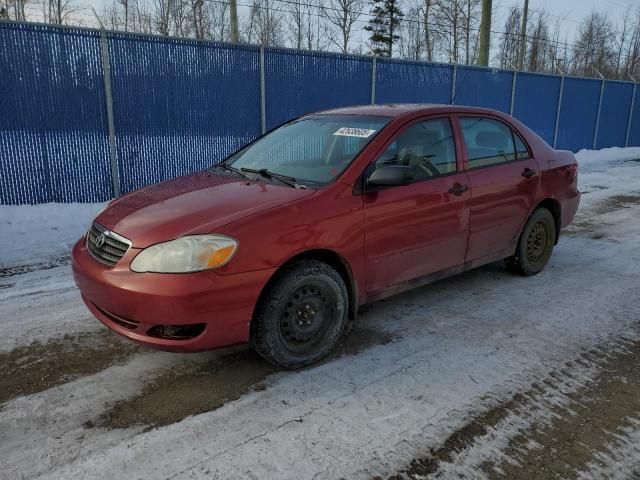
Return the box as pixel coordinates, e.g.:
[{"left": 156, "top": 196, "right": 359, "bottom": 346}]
[
  {"left": 514, "top": 131, "right": 530, "bottom": 159},
  {"left": 460, "top": 117, "right": 517, "bottom": 168}
]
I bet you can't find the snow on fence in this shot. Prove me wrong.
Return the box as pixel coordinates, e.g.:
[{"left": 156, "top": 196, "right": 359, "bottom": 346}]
[{"left": 1, "top": 20, "right": 640, "bottom": 204}]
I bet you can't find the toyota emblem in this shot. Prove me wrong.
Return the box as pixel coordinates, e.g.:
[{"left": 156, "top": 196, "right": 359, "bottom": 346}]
[{"left": 95, "top": 233, "right": 106, "bottom": 248}]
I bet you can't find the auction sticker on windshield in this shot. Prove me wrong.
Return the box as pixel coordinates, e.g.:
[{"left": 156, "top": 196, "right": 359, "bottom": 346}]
[{"left": 333, "top": 127, "right": 377, "bottom": 138}]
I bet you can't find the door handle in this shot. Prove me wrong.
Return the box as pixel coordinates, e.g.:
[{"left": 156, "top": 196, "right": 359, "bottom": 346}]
[
  {"left": 448, "top": 183, "right": 469, "bottom": 196},
  {"left": 522, "top": 167, "right": 537, "bottom": 179}
]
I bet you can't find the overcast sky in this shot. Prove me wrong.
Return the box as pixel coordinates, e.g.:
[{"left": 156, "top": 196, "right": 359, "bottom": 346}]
[
  {"left": 25, "top": 0, "right": 634, "bottom": 50},
  {"left": 496, "top": 0, "right": 630, "bottom": 38}
]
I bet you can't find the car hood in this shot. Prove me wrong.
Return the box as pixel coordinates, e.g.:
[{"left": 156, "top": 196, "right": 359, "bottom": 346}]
[{"left": 96, "top": 171, "right": 315, "bottom": 248}]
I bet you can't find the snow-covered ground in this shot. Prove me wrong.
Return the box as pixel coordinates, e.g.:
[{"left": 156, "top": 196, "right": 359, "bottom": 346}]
[
  {"left": 0, "top": 202, "right": 105, "bottom": 268},
  {"left": 1, "top": 147, "right": 640, "bottom": 479}
]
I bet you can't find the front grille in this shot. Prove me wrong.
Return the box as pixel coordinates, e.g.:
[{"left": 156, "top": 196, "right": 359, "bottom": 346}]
[{"left": 86, "top": 223, "right": 131, "bottom": 266}]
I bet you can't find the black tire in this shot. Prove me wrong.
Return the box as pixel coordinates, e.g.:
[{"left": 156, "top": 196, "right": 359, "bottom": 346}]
[
  {"left": 505, "top": 208, "right": 556, "bottom": 276},
  {"left": 250, "top": 260, "right": 349, "bottom": 369}
]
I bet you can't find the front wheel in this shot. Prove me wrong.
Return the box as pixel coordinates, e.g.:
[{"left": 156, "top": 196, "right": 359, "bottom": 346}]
[
  {"left": 250, "top": 260, "right": 349, "bottom": 369},
  {"left": 505, "top": 208, "right": 556, "bottom": 276}
]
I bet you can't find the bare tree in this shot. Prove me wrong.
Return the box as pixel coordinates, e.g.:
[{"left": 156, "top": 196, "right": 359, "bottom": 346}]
[
  {"left": 172, "top": 0, "right": 193, "bottom": 37},
  {"left": 41, "top": 0, "right": 83, "bottom": 24},
  {"left": 118, "top": 0, "right": 131, "bottom": 30},
  {"left": 460, "top": 0, "right": 480, "bottom": 64},
  {"left": 432, "top": 0, "right": 461, "bottom": 63},
  {"left": 101, "top": 0, "right": 124, "bottom": 29},
  {"left": 422, "top": 0, "right": 433, "bottom": 60},
  {"left": 208, "top": 0, "right": 231, "bottom": 41},
  {"left": 571, "top": 11, "right": 615, "bottom": 77},
  {"left": 8, "top": 0, "right": 28, "bottom": 20},
  {"left": 245, "top": 0, "right": 283, "bottom": 46},
  {"left": 286, "top": 0, "right": 307, "bottom": 49},
  {"left": 622, "top": 11, "right": 640, "bottom": 79},
  {"left": 545, "top": 15, "right": 565, "bottom": 74},
  {"left": 101, "top": 0, "right": 153, "bottom": 32},
  {"left": 612, "top": 7, "right": 632, "bottom": 78},
  {"left": 400, "top": 2, "right": 423, "bottom": 60},
  {"left": 151, "top": 0, "right": 173, "bottom": 35},
  {"left": 527, "top": 11, "right": 551, "bottom": 72},
  {"left": 306, "top": 0, "right": 326, "bottom": 50},
  {"left": 498, "top": 6, "right": 520, "bottom": 69},
  {"left": 191, "top": 0, "right": 205, "bottom": 38},
  {"left": 324, "top": 0, "right": 365, "bottom": 53}
]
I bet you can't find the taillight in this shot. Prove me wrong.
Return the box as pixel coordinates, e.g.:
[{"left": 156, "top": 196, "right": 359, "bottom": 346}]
[{"left": 568, "top": 162, "right": 578, "bottom": 182}]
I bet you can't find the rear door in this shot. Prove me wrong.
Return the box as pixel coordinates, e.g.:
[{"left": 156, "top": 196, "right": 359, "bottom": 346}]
[
  {"left": 457, "top": 116, "right": 539, "bottom": 263},
  {"left": 363, "top": 116, "right": 470, "bottom": 294}
]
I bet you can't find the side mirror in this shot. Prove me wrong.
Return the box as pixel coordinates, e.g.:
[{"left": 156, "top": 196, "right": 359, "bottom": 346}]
[{"left": 367, "top": 165, "right": 411, "bottom": 189}]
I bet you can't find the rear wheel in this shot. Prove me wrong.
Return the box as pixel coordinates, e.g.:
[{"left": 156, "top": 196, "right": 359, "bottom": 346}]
[
  {"left": 505, "top": 208, "right": 556, "bottom": 276},
  {"left": 250, "top": 260, "right": 349, "bottom": 369}
]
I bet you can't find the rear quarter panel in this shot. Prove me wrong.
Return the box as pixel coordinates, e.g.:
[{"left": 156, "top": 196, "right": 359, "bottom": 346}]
[
  {"left": 504, "top": 113, "right": 580, "bottom": 229},
  {"left": 539, "top": 150, "right": 581, "bottom": 228}
]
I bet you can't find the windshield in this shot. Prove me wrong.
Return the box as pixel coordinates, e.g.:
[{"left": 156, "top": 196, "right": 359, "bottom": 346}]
[{"left": 225, "top": 114, "right": 390, "bottom": 186}]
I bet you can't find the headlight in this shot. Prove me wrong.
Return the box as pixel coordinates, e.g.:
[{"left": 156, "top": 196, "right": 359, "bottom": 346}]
[{"left": 130, "top": 235, "right": 238, "bottom": 273}]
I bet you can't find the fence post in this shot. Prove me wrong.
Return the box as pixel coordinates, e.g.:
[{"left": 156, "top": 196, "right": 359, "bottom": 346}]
[
  {"left": 509, "top": 71, "right": 517, "bottom": 116},
  {"left": 553, "top": 76, "right": 565, "bottom": 149},
  {"left": 259, "top": 47, "right": 266, "bottom": 135},
  {"left": 625, "top": 83, "right": 637, "bottom": 147},
  {"left": 593, "top": 79, "right": 605, "bottom": 149},
  {"left": 99, "top": 29, "right": 120, "bottom": 198},
  {"left": 370, "top": 57, "right": 377, "bottom": 104},
  {"left": 451, "top": 64, "right": 457, "bottom": 104}
]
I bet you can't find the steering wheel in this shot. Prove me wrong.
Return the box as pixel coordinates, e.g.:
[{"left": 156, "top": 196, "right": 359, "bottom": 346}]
[{"left": 417, "top": 159, "right": 441, "bottom": 177}]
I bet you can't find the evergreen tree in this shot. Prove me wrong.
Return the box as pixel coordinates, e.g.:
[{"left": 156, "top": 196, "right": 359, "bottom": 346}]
[{"left": 365, "top": 0, "right": 404, "bottom": 57}]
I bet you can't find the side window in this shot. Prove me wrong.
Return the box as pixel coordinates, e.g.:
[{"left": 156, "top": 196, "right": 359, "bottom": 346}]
[
  {"left": 513, "top": 131, "right": 530, "bottom": 159},
  {"left": 375, "top": 118, "right": 457, "bottom": 181},
  {"left": 460, "top": 117, "right": 517, "bottom": 168}
]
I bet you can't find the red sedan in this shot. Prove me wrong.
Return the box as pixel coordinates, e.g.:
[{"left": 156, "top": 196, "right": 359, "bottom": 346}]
[{"left": 72, "top": 104, "right": 580, "bottom": 369}]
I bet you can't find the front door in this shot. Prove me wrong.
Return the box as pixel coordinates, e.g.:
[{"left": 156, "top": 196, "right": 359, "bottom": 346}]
[{"left": 363, "top": 117, "right": 470, "bottom": 294}]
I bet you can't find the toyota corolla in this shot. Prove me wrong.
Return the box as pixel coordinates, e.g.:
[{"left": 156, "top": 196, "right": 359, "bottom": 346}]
[{"left": 72, "top": 104, "right": 580, "bottom": 369}]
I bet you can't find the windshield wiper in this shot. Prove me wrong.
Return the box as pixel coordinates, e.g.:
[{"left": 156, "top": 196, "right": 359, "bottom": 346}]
[
  {"left": 211, "top": 162, "right": 248, "bottom": 178},
  {"left": 240, "top": 168, "right": 297, "bottom": 188}
]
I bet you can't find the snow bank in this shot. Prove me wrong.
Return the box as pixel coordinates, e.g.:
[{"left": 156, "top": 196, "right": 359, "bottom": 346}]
[
  {"left": 575, "top": 146, "right": 640, "bottom": 167},
  {"left": 0, "top": 202, "right": 105, "bottom": 267}
]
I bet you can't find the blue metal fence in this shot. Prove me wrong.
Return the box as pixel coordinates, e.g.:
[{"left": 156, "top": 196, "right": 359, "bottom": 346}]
[
  {"left": 596, "top": 81, "right": 634, "bottom": 150},
  {"left": 264, "top": 48, "right": 372, "bottom": 130},
  {"left": 108, "top": 34, "right": 261, "bottom": 192},
  {"left": 512, "top": 73, "right": 562, "bottom": 145},
  {"left": 0, "top": 23, "right": 112, "bottom": 204},
  {"left": 453, "top": 66, "right": 514, "bottom": 113},
  {"left": 1, "top": 20, "right": 640, "bottom": 204},
  {"left": 375, "top": 59, "right": 452, "bottom": 104},
  {"left": 556, "top": 77, "right": 602, "bottom": 152}
]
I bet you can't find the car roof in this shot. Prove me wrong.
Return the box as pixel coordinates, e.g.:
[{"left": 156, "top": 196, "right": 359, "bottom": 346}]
[{"left": 317, "top": 104, "right": 505, "bottom": 118}]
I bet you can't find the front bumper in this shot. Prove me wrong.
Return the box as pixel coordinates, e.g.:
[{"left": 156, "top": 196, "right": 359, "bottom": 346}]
[{"left": 72, "top": 237, "right": 275, "bottom": 352}]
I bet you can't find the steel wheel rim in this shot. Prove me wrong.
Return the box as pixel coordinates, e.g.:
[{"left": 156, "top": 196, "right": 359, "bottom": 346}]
[
  {"left": 526, "top": 221, "right": 550, "bottom": 265},
  {"left": 278, "top": 282, "right": 338, "bottom": 355}
]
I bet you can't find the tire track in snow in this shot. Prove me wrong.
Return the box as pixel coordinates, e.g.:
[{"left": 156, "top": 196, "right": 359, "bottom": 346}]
[
  {"left": 0, "top": 330, "right": 139, "bottom": 405},
  {"left": 0, "top": 255, "right": 70, "bottom": 279},
  {"left": 387, "top": 331, "right": 640, "bottom": 479}
]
